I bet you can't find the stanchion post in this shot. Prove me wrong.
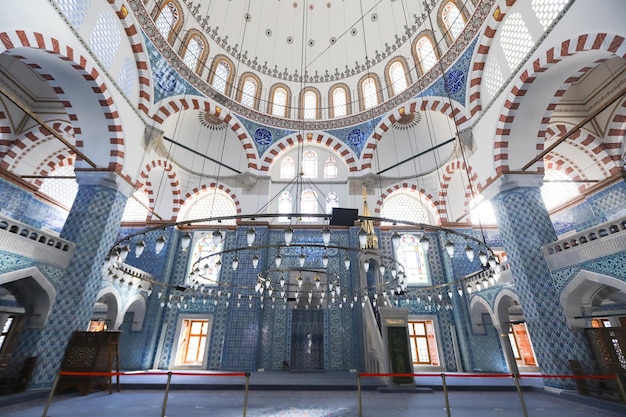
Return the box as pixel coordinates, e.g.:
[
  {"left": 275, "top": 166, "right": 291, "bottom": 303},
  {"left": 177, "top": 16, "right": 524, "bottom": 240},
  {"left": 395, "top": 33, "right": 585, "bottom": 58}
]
[
  {"left": 41, "top": 371, "right": 62, "bottom": 417},
  {"left": 357, "top": 373, "right": 363, "bottom": 417},
  {"left": 160, "top": 371, "right": 173, "bottom": 417},
  {"left": 243, "top": 372, "right": 250, "bottom": 417},
  {"left": 513, "top": 373, "right": 529, "bottom": 417},
  {"left": 615, "top": 374, "right": 626, "bottom": 404},
  {"left": 441, "top": 373, "right": 451, "bottom": 417}
]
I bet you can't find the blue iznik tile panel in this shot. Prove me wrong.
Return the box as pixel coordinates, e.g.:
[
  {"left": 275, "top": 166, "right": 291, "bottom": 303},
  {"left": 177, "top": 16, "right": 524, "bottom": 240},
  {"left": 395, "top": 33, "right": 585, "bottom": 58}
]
[
  {"left": 326, "top": 116, "right": 384, "bottom": 158},
  {"left": 492, "top": 186, "right": 593, "bottom": 389},
  {"left": 0, "top": 178, "right": 67, "bottom": 233},
  {"left": 417, "top": 38, "right": 477, "bottom": 107},
  {"left": 144, "top": 34, "right": 203, "bottom": 103},
  {"left": 238, "top": 117, "right": 296, "bottom": 157},
  {"left": 20, "top": 183, "right": 129, "bottom": 387},
  {"left": 466, "top": 311, "right": 507, "bottom": 372}
]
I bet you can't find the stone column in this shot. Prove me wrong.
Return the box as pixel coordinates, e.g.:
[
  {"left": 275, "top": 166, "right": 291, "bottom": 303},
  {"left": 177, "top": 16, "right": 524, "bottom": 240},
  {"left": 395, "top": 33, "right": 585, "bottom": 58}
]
[
  {"left": 486, "top": 174, "right": 592, "bottom": 389},
  {"left": 30, "top": 171, "right": 131, "bottom": 386},
  {"left": 494, "top": 322, "right": 520, "bottom": 376}
]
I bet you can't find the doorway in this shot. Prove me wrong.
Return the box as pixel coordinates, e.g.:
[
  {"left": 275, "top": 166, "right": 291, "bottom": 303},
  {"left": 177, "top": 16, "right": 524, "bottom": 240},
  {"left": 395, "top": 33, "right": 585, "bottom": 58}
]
[{"left": 290, "top": 309, "right": 324, "bottom": 371}]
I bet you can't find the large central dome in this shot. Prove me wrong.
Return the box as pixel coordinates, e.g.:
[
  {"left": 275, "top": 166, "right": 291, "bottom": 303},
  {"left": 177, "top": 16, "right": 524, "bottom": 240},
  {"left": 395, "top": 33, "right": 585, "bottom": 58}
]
[{"left": 196, "top": 0, "right": 427, "bottom": 82}]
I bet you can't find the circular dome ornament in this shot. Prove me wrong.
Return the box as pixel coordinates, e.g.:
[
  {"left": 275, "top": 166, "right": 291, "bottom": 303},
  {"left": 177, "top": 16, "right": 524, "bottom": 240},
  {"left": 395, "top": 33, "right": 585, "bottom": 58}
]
[
  {"left": 347, "top": 129, "right": 365, "bottom": 146},
  {"left": 198, "top": 111, "right": 227, "bottom": 130},
  {"left": 254, "top": 128, "right": 273, "bottom": 145},
  {"left": 446, "top": 70, "right": 465, "bottom": 95}
]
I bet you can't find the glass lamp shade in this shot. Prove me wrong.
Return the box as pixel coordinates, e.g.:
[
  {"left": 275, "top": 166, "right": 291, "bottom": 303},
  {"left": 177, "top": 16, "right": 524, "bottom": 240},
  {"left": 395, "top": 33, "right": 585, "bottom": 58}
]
[
  {"left": 232, "top": 257, "right": 239, "bottom": 271},
  {"left": 203, "top": 263, "right": 209, "bottom": 276},
  {"left": 298, "top": 252, "right": 306, "bottom": 267},
  {"left": 297, "top": 275, "right": 303, "bottom": 287},
  {"left": 379, "top": 263, "right": 385, "bottom": 276},
  {"left": 391, "top": 231, "right": 401, "bottom": 248},
  {"left": 478, "top": 250, "right": 488, "bottom": 266},
  {"left": 322, "top": 253, "right": 329, "bottom": 268},
  {"left": 274, "top": 253, "right": 282, "bottom": 268},
  {"left": 363, "top": 259, "right": 370, "bottom": 272},
  {"left": 212, "top": 229, "right": 222, "bottom": 245},
  {"left": 465, "top": 245, "right": 474, "bottom": 262},
  {"left": 358, "top": 229, "right": 367, "bottom": 248},
  {"left": 155, "top": 235, "right": 166, "bottom": 255},
  {"left": 390, "top": 266, "right": 397, "bottom": 278},
  {"left": 180, "top": 232, "right": 192, "bottom": 251},
  {"left": 215, "top": 259, "right": 222, "bottom": 272},
  {"left": 488, "top": 255, "right": 497, "bottom": 269},
  {"left": 246, "top": 226, "right": 256, "bottom": 246},
  {"left": 314, "top": 275, "right": 321, "bottom": 289},
  {"left": 466, "top": 283, "right": 472, "bottom": 294},
  {"left": 322, "top": 226, "right": 331, "bottom": 246},
  {"left": 284, "top": 227, "right": 294, "bottom": 246},
  {"left": 134, "top": 240, "right": 146, "bottom": 258},
  {"left": 119, "top": 245, "right": 130, "bottom": 262},
  {"left": 344, "top": 256, "right": 351, "bottom": 270},
  {"left": 419, "top": 235, "right": 430, "bottom": 252},
  {"left": 445, "top": 239, "right": 455, "bottom": 258},
  {"left": 252, "top": 254, "right": 259, "bottom": 269}
]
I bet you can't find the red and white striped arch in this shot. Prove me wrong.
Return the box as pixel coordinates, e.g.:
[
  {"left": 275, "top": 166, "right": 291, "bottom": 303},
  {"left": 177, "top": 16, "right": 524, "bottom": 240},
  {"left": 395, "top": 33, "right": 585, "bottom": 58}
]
[
  {"left": 361, "top": 97, "right": 471, "bottom": 171},
  {"left": 138, "top": 159, "right": 182, "bottom": 221},
  {"left": 0, "top": 30, "right": 126, "bottom": 173},
  {"left": 259, "top": 132, "right": 359, "bottom": 173},
  {"left": 375, "top": 182, "right": 440, "bottom": 225},
  {"left": 178, "top": 183, "right": 242, "bottom": 222},
  {"left": 492, "top": 33, "right": 626, "bottom": 177},
  {"left": 150, "top": 96, "right": 260, "bottom": 171},
  {"left": 438, "top": 160, "right": 477, "bottom": 223},
  {"left": 32, "top": 150, "right": 76, "bottom": 188}
]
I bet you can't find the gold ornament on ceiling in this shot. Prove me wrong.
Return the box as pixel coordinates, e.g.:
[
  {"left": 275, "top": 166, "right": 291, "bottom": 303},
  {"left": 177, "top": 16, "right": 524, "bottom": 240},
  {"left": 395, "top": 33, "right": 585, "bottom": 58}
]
[
  {"left": 198, "top": 111, "right": 227, "bottom": 130},
  {"left": 392, "top": 112, "right": 422, "bottom": 130}
]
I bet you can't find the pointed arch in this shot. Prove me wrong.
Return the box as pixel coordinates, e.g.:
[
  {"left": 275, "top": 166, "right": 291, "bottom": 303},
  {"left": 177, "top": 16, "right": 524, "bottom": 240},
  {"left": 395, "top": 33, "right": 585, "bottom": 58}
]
[
  {"left": 0, "top": 30, "right": 126, "bottom": 172},
  {"left": 492, "top": 33, "right": 626, "bottom": 176},
  {"left": 375, "top": 183, "right": 439, "bottom": 226},
  {"left": 0, "top": 267, "right": 56, "bottom": 328},
  {"left": 138, "top": 159, "right": 183, "bottom": 221},
  {"left": 95, "top": 286, "right": 123, "bottom": 330},
  {"left": 260, "top": 132, "right": 358, "bottom": 173},
  {"left": 121, "top": 294, "right": 147, "bottom": 331}
]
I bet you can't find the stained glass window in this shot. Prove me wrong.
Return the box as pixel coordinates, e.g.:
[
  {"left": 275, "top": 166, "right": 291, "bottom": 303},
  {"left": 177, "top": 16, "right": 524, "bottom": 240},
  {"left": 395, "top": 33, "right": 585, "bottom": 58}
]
[
  {"left": 122, "top": 190, "right": 151, "bottom": 222},
  {"left": 38, "top": 164, "right": 78, "bottom": 209},
  {"left": 280, "top": 156, "right": 296, "bottom": 179},
  {"left": 442, "top": 1, "right": 465, "bottom": 41},
  {"left": 302, "top": 150, "right": 318, "bottom": 178},
  {"left": 361, "top": 77, "right": 378, "bottom": 109},
  {"left": 241, "top": 77, "right": 258, "bottom": 108},
  {"left": 212, "top": 60, "right": 230, "bottom": 94},
  {"left": 303, "top": 91, "right": 317, "bottom": 120},
  {"left": 326, "top": 191, "right": 339, "bottom": 214},
  {"left": 155, "top": 2, "right": 179, "bottom": 40},
  {"left": 182, "top": 190, "right": 236, "bottom": 225},
  {"left": 332, "top": 87, "right": 348, "bottom": 117},
  {"left": 500, "top": 12, "right": 534, "bottom": 71},
  {"left": 389, "top": 61, "right": 408, "bottom": 95},
  {"left": 416, "top": 36, "right": 436, "bottom": 73},
  {"left": 381, "top": 192, "right": 432, "bottom": 225},
  {"left": 278, "top": 191, "right": 292, "bottom": 223},
  {"left": 323, "top": 156, "right": 338, "bottom": 179},
  {"left": 272, "top": 87, "right": 288, "bottom": 117},
  {"left": 183, "top": 36, "right": 204, "bottom": 71},
  {"left": 301, "top": 189, "right": 318, "bottom": 222},
  {"left": 188, "top": 233, "right": 224, "bottom": 285},
  {"left": 541, "top": 169, "right": 579, "bottom": 211},
  {"left": 395, "top": 234, "right": 429, "bottom": 284}
]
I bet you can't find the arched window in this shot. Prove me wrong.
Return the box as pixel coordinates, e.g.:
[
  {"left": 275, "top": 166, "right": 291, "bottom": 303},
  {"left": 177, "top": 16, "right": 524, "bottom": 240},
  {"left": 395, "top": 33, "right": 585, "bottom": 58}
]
[
  {"left": 270, "top": 85, "right": 290, "bottom": 117},
  {"left": 301, "top": 89, "right": 320, "bottom": 120},
  {"left": 388, "top": 61, "right": 408, "bottom": 96},
  {"left": 381, "top": 191, "right": 434, "bottom": 225},
  {"left": 278, "top": 191, "right": 292, "bottom": 222},
  {"left": 532, "top": 0, "right": 569, "bottom": 30},
  {"left": 360, "top": 76, "right": 379, "bottom": 110},
  {"left": 238, "top": 74, "right": 261, "bottom": 109},
  {"left": 38, "top": 163, "right": 78, "bottom": 209},
  {"left": 182, "top": 35, "right": 206, "bottom": 73},
  {"left": 470, "top": 196, "right": 498, "bottom": 226},
  {"left": 541, "top": 169, "right": 580, "bottom": 211},
  {"left": 441, "top": 1, "right": 466, "bottom": 41},
  {"left": 499, "top": 12, "right": 534, "bottom": 71},
  {"left": 330, "top": 85, "right": 349, "bottom": 118},
  {"left": 302, "top": 150, "right": 318, "bottom": 178},
  {"left": 301, "top": 189, "right": 318, "bottom": 222},
  {"left": 211, "top": 58, "right": 232, "bottom": 95},
  {"left": 323, "top": 156, "right": 338, "bottom": 179},
  {"left": 155, "top": 1, "right": 180, "bottom": 43},
  {"left": 187, "top": 232, "right": 224, "bottom": 285},
  {"left": 415, "top": 35, "right": 437, "bottom": 74},
  {"left": 180, "top": 189, "right": 237, "bottom": 225},
  {"left": 326, "top": 191, "right": 339, "bottom": 214},
  {"left": 122, "top": 190, "right": 151, "bottom": 223},
  {"left": 395, "top": 234, "right": 430, "bottom": 284},
  {"left": 280, "top": 156, "right": 296, "bottom": 179}
]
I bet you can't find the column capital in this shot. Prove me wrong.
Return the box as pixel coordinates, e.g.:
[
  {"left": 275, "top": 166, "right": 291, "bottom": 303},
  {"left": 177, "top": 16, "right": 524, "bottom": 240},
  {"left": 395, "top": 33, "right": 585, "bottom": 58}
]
[
  {"left": 481, "top": 172, "right": 544, "bottom": 201},
  {"left": 74, "top": 169, "right": 134, "bottom": 198}
]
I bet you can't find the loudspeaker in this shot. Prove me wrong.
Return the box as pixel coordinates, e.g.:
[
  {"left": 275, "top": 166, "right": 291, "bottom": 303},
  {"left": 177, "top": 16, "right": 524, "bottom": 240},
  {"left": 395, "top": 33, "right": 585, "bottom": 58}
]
[{"left": 331, "top": 208, "right": 358, "bottom": 226}]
